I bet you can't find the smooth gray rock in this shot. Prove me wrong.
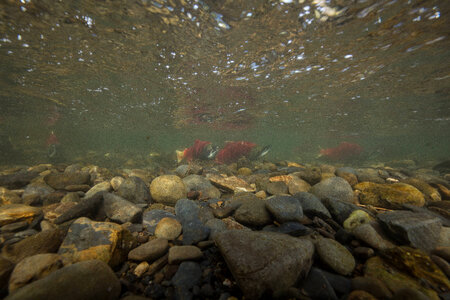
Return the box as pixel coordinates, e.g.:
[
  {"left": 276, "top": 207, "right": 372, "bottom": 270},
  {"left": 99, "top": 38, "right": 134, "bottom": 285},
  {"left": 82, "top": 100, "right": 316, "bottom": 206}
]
[
  {"left": 175, "top": 199, "right": 200, "bottom": 224},
  {"left": 215, "top": 230, "right": 314, "bottom": 299},
  {"left": 205, "top": 218, "right": 227, "bottom": 239},
  {"left": 44, "top": 171, "right": 90, "bottom": 190},
  {"left": 22, "top": 182, "right": 54, "bottom": 204},
  {"left": 321, "top": 198, "right": 359, "bottom": 224},
  {"left": 265, "top": 195, "right": 303, "bottom": 223},
  {"left": 234, "top": 199, "right": 272, "bottom": 227},
  {"left": 84, "top": 181, "right": 111, "bottom": 199},
  {"left": 293, "top": 192, "right": 331, "bottom": 218},
  {"left": 377, "top": 210, "right": 442, "bottom": 251},
  {"left": 103, "top": 193, "right": 142, "bottom": 224},
  {"left": 182, "top": 220, "right": 210, "bottom": 245},
  {"left": 351, "top": 223, "right": 395, "bottom": 250},
  {"left": 310, "top": 177, "right": 354, "bottom": 203},
  {"left": 117, "top": 176, "right": 151, "bottom": 205},
  {"left": 142, "top": 209, "right": 176, "bottom": 234},
  {"left": 168, "top": 245, "right": 203, "bottom": 264},
  {"left": 355, "top": 168, "right": 385, "bottom": 183},
  {"left": 4, "top": 260, "right": 120, "bottom": 300},
  {"left": 266, "top": 181, "right": 288, "bottom": 195},
  {"left": 128, "top": 238, "right": 169, "bottom": 261},
  {"left": 298, "top": 267, "right": 338, "bottom": 300},
  {"left": 315, "top": 238, "right": 355, "bottom": 275},
  {"left": 172, "top": 261, "right": 202, "bottom": 289}
]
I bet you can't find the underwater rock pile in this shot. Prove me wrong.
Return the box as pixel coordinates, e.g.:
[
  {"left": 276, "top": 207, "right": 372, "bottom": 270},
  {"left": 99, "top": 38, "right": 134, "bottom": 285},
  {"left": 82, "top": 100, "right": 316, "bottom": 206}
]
[{"left": 0, "top": 159, "right": 449, "bottom": 299}]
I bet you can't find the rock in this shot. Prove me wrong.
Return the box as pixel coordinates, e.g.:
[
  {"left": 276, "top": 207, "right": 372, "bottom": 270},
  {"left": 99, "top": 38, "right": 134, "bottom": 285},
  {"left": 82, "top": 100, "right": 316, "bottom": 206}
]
[
  {"left": 21, "top": 182, "right": 54, "bottom": 205},
  {"left": 0, "top": 187, "right": 21, "bottom": 205},
  {"left": 287, "top": 177, "right": 311, "bottom": 194},
  {"left": 103, "top": 193, "right": 142, "bottom": 224},
  {"left": 356, "top": 168, "right": 385, "bottom": 183},
  {"left": 266, "top": 181, "right": 288, "bottom": 195},
  {"left": 297, "top": 267, "right": 338, "bottom": 300},
  {"left": 54, "top": 192, "right": 103, "bottom": 224},
  {"left": 64, "top": 184, "right": 91, "bottom": 192},
  {"left": 351, "top": 276, "right": 393, "bottom": 299},
  {"left": 315, "top": 238, "right": 355, "bottom": 275},
  {"left": 205, "top": 218, "right": 227, "bottom": 239},
  {"left": 343, "top": 210, "right": 373, "bottom": 231},
  {"left": 133, "top": 261, "right": 149, "bottom": 278},
  {"left": 291, "top": 167, "right": 322, "bottom": 185},
  {"left": 402, "top": 178, "right": 441, "bottom": 203},
  {"left": 263, "top": 222, "right": 312, "bottom": 237},
  {"left": 293, "top": 192, "right": 331, "bottom": 218},
  {"left": 364, "top": 256, "right": 439, "bottom": 300},
  {"left": 172, "top": 261, "right": 202, "bottom": 290},
  {"left": 2, "top": 228, "right": 66, "bottom": 263},
  {"left": 377, "top": 210, "right": 442, "bottom": 251},
  {"left": 310, "top": 177, "right": 354, "bottom": 203},
  {"left": 174, "top": 199, "right": 200, "bottom": 224},
  {"left": 321, "top": 269, "right": 352, "bottom": 295},
  {"left": 347, "top": 290, "right": 377, "bottom": 300},
  {"left": 207, "top": 174, "right": 256, "bottom": 193},
  {"left": 84, "top": 181, "right": 111, "bottom": 199},
  {"left": 321, "top": 198, "right": 359, "bottom": 225},
  {"left": 265, "top": 195, "right": 303, "bottom": 223},
  {"left": 168, "top": 245, "right": 203, "bottom": 264},
  {"left": 44, "top": 171, "right": 90, "bottom": 190},
  {"left": 4, "top": 260, "right": 120, "bottom": 300},
  {"left": 0, "top": 170, "right": 39, "bottom": 189},
  {"left": 110, "top": 176, "right": 124, "bottom": 191},
  {"left": 0, "top": 220, "right": 28, "bottom": 233},
  {"left": 352, "top": 223, "right": 395, "bottom": 250},
  {"left": 58, "top": 217, "right": 134, "bottom": 267},
  {"left": 355, "top": 182, "right": 425, "bottom": 209},
  {"left": 142, "top": 209, "right": 176, "bottom": 234},
  {"left": 0, "top": 204, "right": 41, "bottom": 227},
  {"left": 0, "top": 256, "right": 14, "bottom": 289},
  {"left": 438, "top": 226, "right": 450, "bottom": 247},
  {"left": 214, "top": 230, "right": 314, "bottom": 299},
  {"left": 60, "top": 192, "right": 80, "bottom": 204},
  {"left": 234, "top": 198, "right": 272, "bottom": 227},
  {"left": 175, "top": 199, "right": 210, "bottom": 244},
  {"left": 336, "top": 167, "right": 358, "bottom": 186},
  {"left": 117, "top": 176, "right": 151, "bottom": 205},
  {"left": 182, "top": 175, "right": 221, "bottom": 199},
  {"left": 8, "top": 253, "right": 63, "bottom": 292},
  {"left": 128, "top": 238, "right": 168, "bottom": 261},
  {"left": 149, "top": 175, "right": 185, "bottom": 205},
  {"left": 154, "top": 217, "right": 182, "bottom": 240}
]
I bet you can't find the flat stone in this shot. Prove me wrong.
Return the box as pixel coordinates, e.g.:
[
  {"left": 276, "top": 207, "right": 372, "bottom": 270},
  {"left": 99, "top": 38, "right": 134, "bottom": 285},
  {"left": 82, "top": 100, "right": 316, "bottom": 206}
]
[
  {"left": 0, "top": 220, "right": 28, "bottom": 233},
  {"left": 265, "top": 195, "right": 303, "bottom": 223},
  {"left": 291, "top": 167, "right": 322, "bottom": 185},
  {"left": 215, "top": 230, "right": 314, "bottom": 299},
  {"left": 355, "top": 182, "right": 425, "bottom": 209},
  {"left": 0, "top": 204, "right": 41, "bottom": 227},
  {"left": 378, "top": 210, "right": 442, "bottom": 251},
  {"left": 103, "top": 193, "right": 142, "bottom": 224},
  {"left": 54, "top": 192, "right": 103, "bottom": 224},
  {"left": 287, "top": 177, "right": 311, "bottom": 194},
  {"left": 117, "top": 176, "right": 151, "bottom": 205},
  {"left": 154, "top": 217, "right": 182, "bottom": 240},
  {"left": 4, "top": 259, "right": 120, "bottom": 300},
  {"left": 364, "top": 256, "right": 439, "bottom": 300},
  {"left": 315, "top": 238, "right": 355, "bottom": 275},
  {"left": 22, "top": 182, "right": 54, "bottom": 204},
  {"left": 44, "top": 171, "right": 90, "bottom": 190},
  {"left": 266, "top": 181, "right": 288, "bottom": 195},
  {"left": 355, "top": 168, "right": 385, "bottom": 183},
  {"left": 207, "top": 174, "right": 256, "bottom": 193},
  {"left": 168, "top": 245, "right": 203, "bottom": 264},
  {"left": 128, "top": 238, "right": 169, "bottom": 261},
  {"left": 234, "top": 198, "right": 272, "bottom": 227},
  {"left": 0, "top": 187, "right": 21, "bottom": 205},
  {"left": 0, "top": 170, "right": 39, "bottom": 189},
  {"left": 2, "top": 228, "right": 66, "bottom": 264},
  {"left": 310, "top": 177, "right": 354, "bottom": 203},
  {"left": 84, "top": 181, "right": 111, "bottom": 199},
  {"left": 9, "top": 253, "right": 63, "bottom": 292},
  {"left": 352, "top": 223, "right": 395, "bottom": 251},
  {"left": 149, "top": 175, "right": 185, "bottom": 205},
  {"left": 293, "top": 192, "right": 331, "bottom": 218},
  {"left": 142, "top": 209, "right": 176, "bottom": 234},
  {"left": 58, "top": 217, "right": 134, "bottom": 267}
]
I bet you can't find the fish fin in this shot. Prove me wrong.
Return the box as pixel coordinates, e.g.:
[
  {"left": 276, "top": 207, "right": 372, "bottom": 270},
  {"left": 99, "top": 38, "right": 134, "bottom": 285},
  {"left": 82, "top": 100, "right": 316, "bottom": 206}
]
[
  {"left": 176, "top": 149, "right": 185, "bottom": 163},
  {"left": 258, "top": 145, "right": 271, "bottom": 158}
]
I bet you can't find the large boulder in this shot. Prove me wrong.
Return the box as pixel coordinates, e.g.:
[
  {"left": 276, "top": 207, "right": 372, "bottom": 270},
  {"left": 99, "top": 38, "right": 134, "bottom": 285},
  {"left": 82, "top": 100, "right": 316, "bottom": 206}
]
[
  {"left": 58, "top": 217, "right": 134, "bottom": 267},
  {"left": 310, "top": 177, "right": 354, "bottom": 203},
  {"left": 214, "top": 230, "right": 314, "bottom": 299},
  {"left": 354, "top": 182, "right": 425, "bottom": 209},
  {"left": 4, "top": 260, "right": 120, "bottom": 300},
  {"left": 150, "top": 175, "right": 186, "bottom": 206}
]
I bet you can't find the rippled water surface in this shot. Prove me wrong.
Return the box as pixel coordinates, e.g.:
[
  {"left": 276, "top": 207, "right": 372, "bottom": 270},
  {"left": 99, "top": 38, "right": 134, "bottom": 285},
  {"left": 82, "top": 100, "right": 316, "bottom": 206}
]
[{"left": 0, "top": 0, "right": 449, "bottom": 166}]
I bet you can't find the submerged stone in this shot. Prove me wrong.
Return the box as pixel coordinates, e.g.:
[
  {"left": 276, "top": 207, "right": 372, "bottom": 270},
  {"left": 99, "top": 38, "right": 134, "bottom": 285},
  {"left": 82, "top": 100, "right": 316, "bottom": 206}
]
[
  {"left": 214, "top": 230, "right": 314, "bottom": 299},
  {"left": 0, "top": 204, "right": 41, "bottom": 227},
  {"left": 150, "top": 175, "right": 186, "bottom": 205},
  {"left": 310, "top": 176, "right": 354, "bottom": 203}
]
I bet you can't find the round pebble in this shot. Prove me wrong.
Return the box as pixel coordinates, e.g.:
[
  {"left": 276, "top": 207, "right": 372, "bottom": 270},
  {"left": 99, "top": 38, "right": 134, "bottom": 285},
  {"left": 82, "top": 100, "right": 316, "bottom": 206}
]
[{"left": 154, "top": 217, "right": 182, "bottom": 240}]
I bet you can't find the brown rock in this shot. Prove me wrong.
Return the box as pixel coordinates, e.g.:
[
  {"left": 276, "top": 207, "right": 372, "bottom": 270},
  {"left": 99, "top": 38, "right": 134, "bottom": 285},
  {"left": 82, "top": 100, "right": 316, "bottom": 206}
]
[
  {"left": 128, "top": 238, "right": 169, "bottom": 261},
  {"left": 0, "top": 204, "right": 41, "bottom": 227},
  {"left": 154, "top": 217, "right": 182, "bottom": 240},
  {"left": 207, "top": 174, "right": 256, "bottom": 193},
  {"left": 150, "top": 175, "right": 186, "bottom": 205},
  {"left": 168, "top": 245, "right": 203, "bottom": 264}
]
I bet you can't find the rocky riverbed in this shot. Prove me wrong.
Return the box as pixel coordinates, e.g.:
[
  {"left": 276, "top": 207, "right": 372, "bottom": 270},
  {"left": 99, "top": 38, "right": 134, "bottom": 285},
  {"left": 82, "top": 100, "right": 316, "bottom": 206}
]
[{"left": 0, "top": 159, "right": 449, "bottom": 300}]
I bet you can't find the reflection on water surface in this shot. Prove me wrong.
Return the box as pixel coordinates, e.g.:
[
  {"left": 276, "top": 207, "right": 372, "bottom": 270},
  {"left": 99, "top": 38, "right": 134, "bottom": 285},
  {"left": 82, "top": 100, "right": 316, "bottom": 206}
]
[{"left": 0, "top": 0, "right": 449, "bottom": 165}]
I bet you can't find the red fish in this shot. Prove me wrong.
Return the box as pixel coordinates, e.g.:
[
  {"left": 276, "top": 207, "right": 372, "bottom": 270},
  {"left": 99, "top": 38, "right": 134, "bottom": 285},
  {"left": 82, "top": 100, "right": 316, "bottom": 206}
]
[
  {"left": 46, "top": 131, "right": 59, "bottom": 146},
  {"left": 319, "top": 142, "right": 363, "bottom": 161},
  {"left": 176, "top": 139, "right": 212, "bottom": 162},
  {"left": 215, "top": 141, "right": 257, "bottom": 164}
]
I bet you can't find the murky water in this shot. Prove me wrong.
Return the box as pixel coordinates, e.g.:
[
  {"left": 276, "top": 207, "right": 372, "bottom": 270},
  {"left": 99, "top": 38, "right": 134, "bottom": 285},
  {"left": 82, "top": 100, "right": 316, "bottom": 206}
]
[{"left": 0, "top": 0, "right": 449, "bottom": 167}]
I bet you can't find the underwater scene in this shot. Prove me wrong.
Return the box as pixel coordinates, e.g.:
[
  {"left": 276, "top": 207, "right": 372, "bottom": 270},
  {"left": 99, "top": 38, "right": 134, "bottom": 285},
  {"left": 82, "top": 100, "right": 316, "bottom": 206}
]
[{"left": 0, "top": 0, "right": 449, "bottom": 299}]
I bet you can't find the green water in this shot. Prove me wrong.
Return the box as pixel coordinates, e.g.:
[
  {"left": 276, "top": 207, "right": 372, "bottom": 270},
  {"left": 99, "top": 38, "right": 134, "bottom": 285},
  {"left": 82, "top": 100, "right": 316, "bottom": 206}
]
[{"left": 0, "top": 0, "right": 449, "bottom": 167}]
